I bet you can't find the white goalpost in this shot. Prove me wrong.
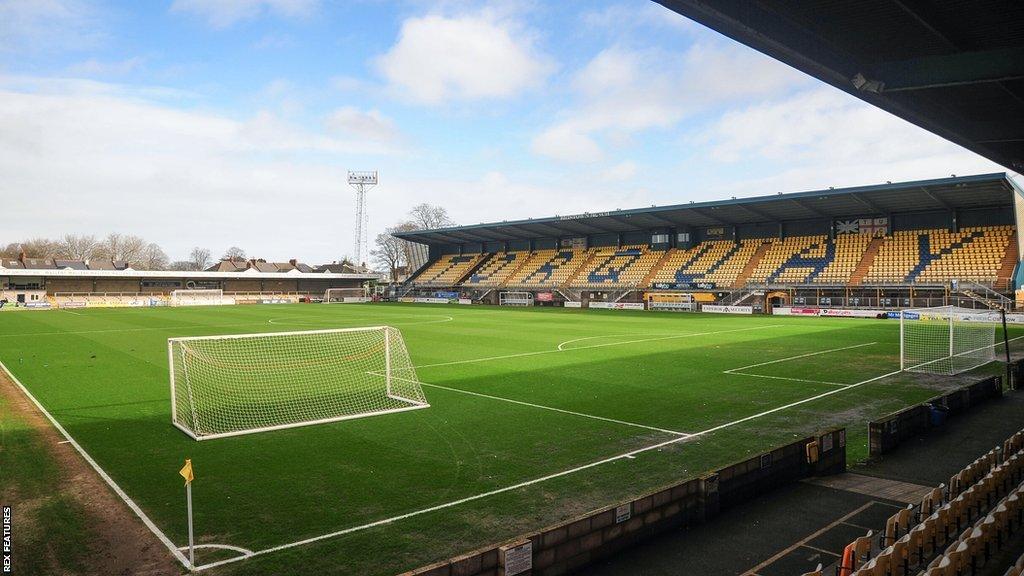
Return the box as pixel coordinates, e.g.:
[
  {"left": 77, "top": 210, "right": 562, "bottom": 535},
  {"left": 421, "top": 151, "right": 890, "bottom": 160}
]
[
  {"left": 499, "top": 291, "right": 533, "bottom": 306},
  {"left": 900, "top": 305, "right": 998, "bottom": 375},
  {"left": 170, "top": 289, "right": 226, "bottom": 307},
  {"left": 168, "top": 326, "right": 428, "bottom": 440},
  {"left": 323, "top": 287, "right": 368, "bottom": 303}
]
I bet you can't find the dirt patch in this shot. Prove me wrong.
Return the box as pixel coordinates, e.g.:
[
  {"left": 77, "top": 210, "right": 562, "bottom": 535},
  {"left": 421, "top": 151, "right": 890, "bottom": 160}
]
[{"left": 0, "top": 366, "right": 182, "bottom": 576}]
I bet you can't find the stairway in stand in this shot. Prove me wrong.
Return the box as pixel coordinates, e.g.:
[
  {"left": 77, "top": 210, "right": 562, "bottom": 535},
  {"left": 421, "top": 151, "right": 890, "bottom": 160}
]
[
  {"left": 640, "top": 248, "right": 679, "bottom": 288},
  {"left": 996, "top": 232, "right": 1019, "bottom": 291},
  {"left": 498, "top": 252, "right": 536, "bottom": 288},
  {"left": 731, "top": 241, "right": 772, "bottom": 288},
  {"left": 564, "top": 249, "right": 603, "bottom": 287},
  {"left": 848, "top": 236, "right": 884, "bottom": 286}
]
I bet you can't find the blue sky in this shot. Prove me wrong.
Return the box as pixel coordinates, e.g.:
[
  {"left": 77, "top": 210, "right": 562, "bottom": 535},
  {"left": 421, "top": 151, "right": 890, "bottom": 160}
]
[{"left": 0, "top": 0, "right": 1003, "bottom": 264}]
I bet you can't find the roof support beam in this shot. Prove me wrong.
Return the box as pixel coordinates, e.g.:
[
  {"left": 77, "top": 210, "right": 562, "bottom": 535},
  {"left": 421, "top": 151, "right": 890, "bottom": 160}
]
[
  {"left": 849, "top": 193, "right": 886, "bottom": 215},
  {"left": 920, "top": 187, "right": 951, "bottom": 210},
  {"left": 689, "top": 207, "right": 727, "bottom": 225},
  {"left": 733, "top": 203, "right": 776, "bottom": 223},
  {"left": 854, "top": 47, "right": 1024, "bottom": 93},
  {"left": 789, "top": 198, "right": 826, "bottom": 217}
]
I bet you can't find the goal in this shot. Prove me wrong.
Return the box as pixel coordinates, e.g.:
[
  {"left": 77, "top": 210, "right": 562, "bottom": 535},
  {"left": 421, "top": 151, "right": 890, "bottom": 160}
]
[
  {"left": 170, "top": 289, "right": 225, "bottom": 307},
  {"left": 900, "top": 306, "right": 998, "bottom": 375},
  {"left": 324, "top": 287, "right": 368, "bottom": 303},
  {"left": 168, "top": 326, "right": 428, "bottom": 440},
  {"left": 500, "top": 291, "right": 534, "bottom": 306}
]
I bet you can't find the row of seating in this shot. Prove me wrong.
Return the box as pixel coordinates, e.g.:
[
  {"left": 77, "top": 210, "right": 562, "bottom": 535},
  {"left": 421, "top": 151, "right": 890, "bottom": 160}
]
[
  {"left": 864, "top": 226, "right": 1013, "bottom": 284},
  {"left": 409, "top": 226, "right": 1015, "bottom": 289},
  {"left": 819, "top": 426, "right": 1024, "bottom": 576},
  {"left": 412, "top": 254, "right": 486, "bottom": 286}
]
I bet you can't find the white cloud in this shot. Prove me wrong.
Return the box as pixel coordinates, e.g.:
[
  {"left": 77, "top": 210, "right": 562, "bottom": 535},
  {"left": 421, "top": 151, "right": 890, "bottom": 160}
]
[
  {"left": 0, "top": 0, "right": 104, "bottom": 52},
  {"left": 532, "top": 43, "right": 806, "bottom": 162},
  {"left": 691, "top": 87, "right": 1001, "bottom": 194},
  {"left": 581, "top": 2, "right": 698, "bottom": 34},
  {"left": 325, "top": 107, "right": 402, "bottom": 143},
  {"left": 0, "top": 79, "right": 407, "bottom": 262},
  {"left": 531, "top": 125, "right": 603, "bottom": 163},
  {"left": 67, "top": 57, "right": 144, "bottom": 76},
  {"left": 374, "top": 13, "right": 553, "bottom": 105},
  {"left": 170, "top": 0, "right": 319, "bottom": 29},
  {"left": 601, "top": 160, "right": 637, "bottom": 181}
]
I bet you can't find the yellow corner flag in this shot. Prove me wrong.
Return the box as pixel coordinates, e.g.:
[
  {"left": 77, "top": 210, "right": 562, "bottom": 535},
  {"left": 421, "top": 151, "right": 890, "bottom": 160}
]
[{"left": 179, "top": 459, "right": 194, "bottom": 485}]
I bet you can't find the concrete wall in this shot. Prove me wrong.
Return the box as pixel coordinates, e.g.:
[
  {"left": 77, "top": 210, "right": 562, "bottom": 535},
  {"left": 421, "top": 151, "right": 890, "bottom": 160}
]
[
  {"left": 405, "top": 428, "right": 846, "bottom": 576},
  {"left": 869, "top": 375, "right": 1003, "bottom": 455}
]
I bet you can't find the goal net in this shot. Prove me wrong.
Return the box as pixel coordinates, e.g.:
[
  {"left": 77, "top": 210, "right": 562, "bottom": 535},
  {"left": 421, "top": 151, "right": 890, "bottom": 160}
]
[
  {"left": 169, "top": 326, "right": 428, "bottom": 440},
  {"left": 324, "top": 287, "right": 368, "bottom": 303},
  {"left": 500, "top": 291, "right": 533, "bottom": 306},
  {"left": 170, "top": 289, "right": 225, "bottom": 307},
  {"left": 901, "top": 306, "right": 998, "bottom": 375}
]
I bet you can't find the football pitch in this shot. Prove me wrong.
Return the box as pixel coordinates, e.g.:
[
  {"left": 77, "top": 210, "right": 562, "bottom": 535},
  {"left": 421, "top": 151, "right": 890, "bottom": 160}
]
[{"left": 2, "top": 303, "right": 1019, "bottom": 575}]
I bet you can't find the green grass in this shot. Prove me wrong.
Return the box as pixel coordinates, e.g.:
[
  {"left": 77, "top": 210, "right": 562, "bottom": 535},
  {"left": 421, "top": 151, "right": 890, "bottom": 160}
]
[
  {"left": 1, "top": 303, "right": 1018, "bottom": 575},
  {"left": 0, "top": 376, "right": 91, "bottom": 575}
]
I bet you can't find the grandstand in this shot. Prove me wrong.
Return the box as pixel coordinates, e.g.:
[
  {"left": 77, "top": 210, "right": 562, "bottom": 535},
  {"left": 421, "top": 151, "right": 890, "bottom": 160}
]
[
  {"left": 395, "top": 174, "right": 1022, "bottom": 310},
  {"left": 0, "top": 255, "right": 378, "bottom": 309}
]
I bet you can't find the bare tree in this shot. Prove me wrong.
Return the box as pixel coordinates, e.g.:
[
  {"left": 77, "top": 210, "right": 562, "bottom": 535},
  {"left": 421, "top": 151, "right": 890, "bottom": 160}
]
[
  {"left": 1, "top": 243, "right": 22, "bottom": 259},
  {"left": 98, "top": 233, "right": 147, "bottom": 264},
  {"left": 222, "top": 246, "right": 246, "bottom": 261},
  {"left": 370, "top": 228, "right": 406, "bottom": 282},
  {"left": 408, "top": 204, "right": 454, "bottom": 230},
  {"left": 140, "top": 243, "right": 169, "bottom": 270},
  {"left": 168, "top": 260, "right": 193, "bottom": 271},
  {"left": 18, "top": 237, "right": 60, "bottom": 258},
  {"left": 58, "top": 234, "right": 100, "bottom": 260},
  {"left": 189, "top": 247, "right": 212, "bottom": 271}
]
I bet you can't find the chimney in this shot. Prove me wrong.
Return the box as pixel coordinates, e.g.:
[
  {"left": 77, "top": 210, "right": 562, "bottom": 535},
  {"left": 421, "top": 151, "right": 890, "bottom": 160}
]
[{"left": 289, "top": 259, "right": 297, "bottom": 267}]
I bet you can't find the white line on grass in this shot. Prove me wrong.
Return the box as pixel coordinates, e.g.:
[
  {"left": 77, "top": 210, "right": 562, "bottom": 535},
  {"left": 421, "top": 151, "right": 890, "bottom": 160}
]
[
  {"left": 724, "top": 342, "right": 877, "bottom": 374},
  {"left": 0, "top": 360, "right": 198, "bottom": 569},
  {"left": 558, "top": 334, "right": 642, "bottom": 351},
  {"left": 418, "top": 380, "right": 691, "bottom": 437},
  {"left": 722, "top": 342, "right": 879, "bottom": 388},
  {"left": 416, "top": 325, "right": 786, "bottom": 370},
  {"left": 726, "top": 373, "right": 853, "bottom": 388},
  {"left": 0, "top": 321, "right": 273, "bottom": 338}
]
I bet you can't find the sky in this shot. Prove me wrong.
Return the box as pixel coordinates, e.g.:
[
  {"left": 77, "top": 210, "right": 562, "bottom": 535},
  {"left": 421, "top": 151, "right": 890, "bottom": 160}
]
[{"left": 0, "top": 0, "right": 1006, "bottom": 265}]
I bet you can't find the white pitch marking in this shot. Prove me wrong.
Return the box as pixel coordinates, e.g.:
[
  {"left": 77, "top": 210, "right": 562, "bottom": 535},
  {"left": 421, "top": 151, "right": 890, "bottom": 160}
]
[
  {"left": 0, "top": 321, "right": 273, "bottom": 339},
  {"left": 722, "top": 342, "right": 878, "bottom": 388},
  {"left": 724, "top": 342, "right": 877, "bottom": 374},
  {"left": 419, "top": 381, "right": 691, "bottom": 437},
  {"left": 417, "top": 325, "right": 786, "bottom": 370},
  {"left": 558, "top": 333, "right": 654, "bottom": 351},
  {"left": 727, "top": 373, "right": 852, "bottom": 388}
]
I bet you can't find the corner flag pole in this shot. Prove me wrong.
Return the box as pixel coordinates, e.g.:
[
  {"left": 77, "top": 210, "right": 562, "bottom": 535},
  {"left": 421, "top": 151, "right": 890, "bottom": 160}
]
[
  {"left": 179, "top": 459, "right": 195, "bottom": 569},
  {"left": 1003, "top": 309, "right": 1012, "bottom": 389}
]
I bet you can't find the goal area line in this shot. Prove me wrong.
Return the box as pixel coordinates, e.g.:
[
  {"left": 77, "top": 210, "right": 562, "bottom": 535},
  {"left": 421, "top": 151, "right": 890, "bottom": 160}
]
[{"left": 172, "top": 402, "right": 430, "bottom": 441}]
